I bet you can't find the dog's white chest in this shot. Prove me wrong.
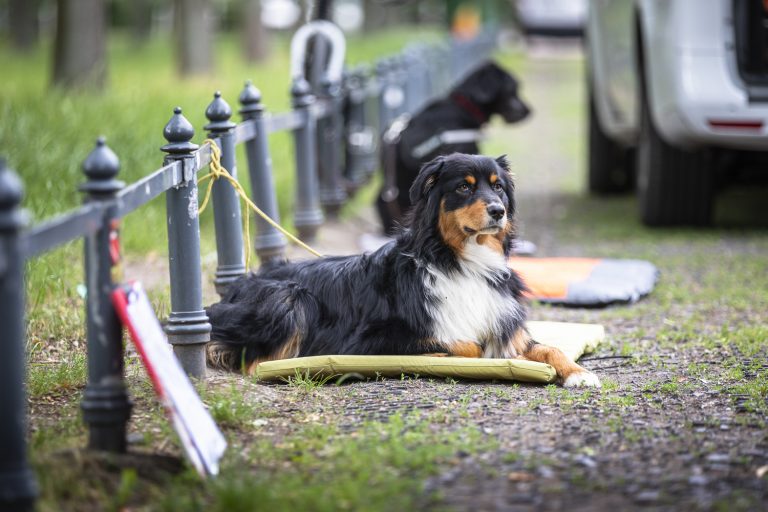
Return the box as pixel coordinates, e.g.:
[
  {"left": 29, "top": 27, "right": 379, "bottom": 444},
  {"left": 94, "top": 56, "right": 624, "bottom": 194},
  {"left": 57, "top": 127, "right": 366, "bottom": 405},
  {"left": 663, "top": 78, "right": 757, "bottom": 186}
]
[{"left": 425, "top": 241, "right": 523, "bottom": 347}]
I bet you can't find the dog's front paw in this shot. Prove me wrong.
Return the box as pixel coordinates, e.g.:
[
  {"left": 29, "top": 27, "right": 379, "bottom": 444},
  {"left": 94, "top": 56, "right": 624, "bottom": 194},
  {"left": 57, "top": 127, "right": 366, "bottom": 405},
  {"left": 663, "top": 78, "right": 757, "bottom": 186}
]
[{"left": 563, "top": 371, "right": 601, "bottom": 388}]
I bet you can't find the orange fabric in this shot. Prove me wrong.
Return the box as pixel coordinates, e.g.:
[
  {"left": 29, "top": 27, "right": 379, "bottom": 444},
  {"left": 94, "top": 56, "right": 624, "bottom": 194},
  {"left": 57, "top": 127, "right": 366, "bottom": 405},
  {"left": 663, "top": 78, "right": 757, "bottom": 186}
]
[{"left": 508, "top": 257, "right": 601, "bottom": 299}]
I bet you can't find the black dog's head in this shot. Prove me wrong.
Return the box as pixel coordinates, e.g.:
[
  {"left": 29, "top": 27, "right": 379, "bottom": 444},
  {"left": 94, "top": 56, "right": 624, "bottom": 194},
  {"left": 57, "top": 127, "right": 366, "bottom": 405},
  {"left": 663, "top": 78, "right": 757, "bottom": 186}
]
[
  {"left": 454, "top": 61, "right": 531, "bottom": 124},
  {"left": 408, "top": 153, "right": 516, "bottom": 257}
]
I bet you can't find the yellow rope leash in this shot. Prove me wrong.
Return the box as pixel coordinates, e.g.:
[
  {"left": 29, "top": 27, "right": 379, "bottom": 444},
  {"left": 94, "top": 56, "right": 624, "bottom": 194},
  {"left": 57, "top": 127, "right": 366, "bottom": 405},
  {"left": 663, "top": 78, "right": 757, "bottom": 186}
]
[{"left": 197, "top": 139, "right": 323, "bottom": 267}]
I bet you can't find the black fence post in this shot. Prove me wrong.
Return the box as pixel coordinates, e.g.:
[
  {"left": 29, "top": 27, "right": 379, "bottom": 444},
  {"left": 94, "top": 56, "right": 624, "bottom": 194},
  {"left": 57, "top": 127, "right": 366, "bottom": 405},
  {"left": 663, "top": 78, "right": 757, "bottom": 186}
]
[
  {"left": 79, "top": 138, "right": 132, "bottom": 452},
  {"left": 161, "top": 108, "right": 211, "bottom": 379},
  {"left": 376, "top": 59, "right": 391, "bottom": 136},
  {"left": 204, "top": 92, "right": 246, "bottom": 296},
  {"left": 239, "top": 81, "right": 287, "bottom": 263},
  {"left": 316, "top": 75, "right": 348, "bottom": 217},
  {"left": 343, "top": 68, "right": 377, "bottom": 190},
  {"left": 391, "top": 55, "right": 408, "bottom": 119},
  {"left": 403, "top": 47, "right": 428, "bottom": 114},
  {"left": 0, "top": 159, "right": 38, "bottom": 511},
  {"left": 290, "top": 78, "right": 324, "bottom": 242}
]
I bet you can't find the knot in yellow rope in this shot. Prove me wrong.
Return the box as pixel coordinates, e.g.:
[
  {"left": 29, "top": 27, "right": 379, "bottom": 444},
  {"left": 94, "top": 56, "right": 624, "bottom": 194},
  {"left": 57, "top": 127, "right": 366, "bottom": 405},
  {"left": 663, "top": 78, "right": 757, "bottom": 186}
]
[{"left": 197, "top": 139, "right": 323, "bottom": 267}]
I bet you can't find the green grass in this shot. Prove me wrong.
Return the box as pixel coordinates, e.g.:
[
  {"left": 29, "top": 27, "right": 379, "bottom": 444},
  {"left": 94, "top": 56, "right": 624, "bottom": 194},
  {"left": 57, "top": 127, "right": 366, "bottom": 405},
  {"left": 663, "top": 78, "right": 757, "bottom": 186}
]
[
  {"left": 282, "top": 368, "right": 338, "bottom": 390},
  {"left": 33, "top": 410, "right": 491, "bottom": 511},
  {"left": 197, "top": 383, "right": 260, "bottom": 430},
  {"left": 188, "top": 413, "right": 487, "bottom": 512},
  {"left": 27, "top": 352, "right": 87, "bottom": 397}
]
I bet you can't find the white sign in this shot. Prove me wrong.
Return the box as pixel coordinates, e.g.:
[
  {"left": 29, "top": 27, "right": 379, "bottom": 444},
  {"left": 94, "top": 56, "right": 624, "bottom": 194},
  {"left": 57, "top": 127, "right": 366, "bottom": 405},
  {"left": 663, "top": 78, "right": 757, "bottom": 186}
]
[{"left": 112, "top": 282, "right": 227, "bottom": 477}]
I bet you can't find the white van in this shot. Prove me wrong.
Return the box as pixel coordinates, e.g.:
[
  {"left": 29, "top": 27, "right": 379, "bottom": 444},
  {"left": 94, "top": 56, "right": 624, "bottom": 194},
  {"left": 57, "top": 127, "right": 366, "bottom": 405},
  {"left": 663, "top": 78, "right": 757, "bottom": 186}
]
[{"left": 587, "top": 0, "right": 768, "bottom": 225}]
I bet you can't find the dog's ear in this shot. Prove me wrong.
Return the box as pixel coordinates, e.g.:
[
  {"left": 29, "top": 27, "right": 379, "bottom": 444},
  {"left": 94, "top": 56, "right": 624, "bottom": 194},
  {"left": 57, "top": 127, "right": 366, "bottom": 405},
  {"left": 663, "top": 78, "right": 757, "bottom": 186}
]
[
  {"left": 495, "top": 154, "right": 511, "bottom": 174},
  {"left": 409, "top": 156, "right": 445, "bottom": 205},
  {"left": 495, "top": 155, "right": 516, "bottom": 216}
]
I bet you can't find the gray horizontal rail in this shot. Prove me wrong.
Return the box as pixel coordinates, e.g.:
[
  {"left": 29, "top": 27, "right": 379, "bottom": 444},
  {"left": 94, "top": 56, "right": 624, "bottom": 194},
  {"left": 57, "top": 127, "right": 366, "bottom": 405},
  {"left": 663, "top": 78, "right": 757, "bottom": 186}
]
[
  {"left": 234, "top": 119, "right": 257, "bottom": 144},
  {"left": 23, "top": 141, "right": 218, "bottom": 259},
  {"left": 23, "top": 202, "right": 105, "bottom": 258},
  {"left": 265, "top": 111, "right": 304, "bottom": 133},
  {"left": 117, "top": 142, "right": 215, "bottom": 218},
  {"left": 234, "top": 97, "right": 344, "bottom": 142},
  {"left": 115, "top": 161, "right": 182, "bottom": 217}
]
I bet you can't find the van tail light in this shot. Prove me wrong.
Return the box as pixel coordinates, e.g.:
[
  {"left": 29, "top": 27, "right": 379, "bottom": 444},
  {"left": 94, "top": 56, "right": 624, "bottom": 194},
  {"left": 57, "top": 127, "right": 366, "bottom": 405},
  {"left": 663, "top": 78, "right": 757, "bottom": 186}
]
[{"left": 707, "top": 119, "right": 764, "bottom": 131}]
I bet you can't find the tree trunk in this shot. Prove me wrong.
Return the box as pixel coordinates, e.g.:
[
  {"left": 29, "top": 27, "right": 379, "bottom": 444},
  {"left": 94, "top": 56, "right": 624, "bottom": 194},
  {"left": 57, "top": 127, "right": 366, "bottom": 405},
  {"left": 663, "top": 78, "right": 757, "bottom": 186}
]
[
  {"left": 9, "top": 0, "right": 39, "bottom": 51},
  {"left": 130, "top": 0, "right": 153, "bottom": 44},
  {"left": 294, "top": 0, "right": 308, "bottom": 30},
  {"left": 363, "top": 0, "right": 401, "bottom": 32},
  {"left": 52, "top": 0, "right": 107, "bottom": 89},
  {"left": 174, "top": 0, "right": 213, "bottom": 76},
  {"left": 243, "top": 0, "right": 269, "bottom": 63}
]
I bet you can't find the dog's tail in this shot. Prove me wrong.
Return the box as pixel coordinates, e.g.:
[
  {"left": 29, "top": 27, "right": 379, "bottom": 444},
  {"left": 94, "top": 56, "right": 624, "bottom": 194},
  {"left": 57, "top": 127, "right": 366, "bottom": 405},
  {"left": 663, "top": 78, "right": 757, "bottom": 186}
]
[{"left": 205, "top": 277, "right": 318, "bottom": 372}]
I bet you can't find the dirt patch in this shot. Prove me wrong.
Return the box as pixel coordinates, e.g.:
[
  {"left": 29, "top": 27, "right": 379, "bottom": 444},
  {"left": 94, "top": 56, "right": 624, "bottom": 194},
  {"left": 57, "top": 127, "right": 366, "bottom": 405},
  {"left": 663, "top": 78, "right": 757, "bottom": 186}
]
[{"left": 34, "top": 448, "right": 184, "bottom": 512}]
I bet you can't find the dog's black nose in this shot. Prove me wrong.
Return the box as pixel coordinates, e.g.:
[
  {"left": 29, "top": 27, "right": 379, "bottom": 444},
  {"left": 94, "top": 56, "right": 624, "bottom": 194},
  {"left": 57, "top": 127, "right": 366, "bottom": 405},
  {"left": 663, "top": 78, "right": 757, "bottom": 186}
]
[{"left": 487, "top": 203, "right": 505, "bottom": 220}]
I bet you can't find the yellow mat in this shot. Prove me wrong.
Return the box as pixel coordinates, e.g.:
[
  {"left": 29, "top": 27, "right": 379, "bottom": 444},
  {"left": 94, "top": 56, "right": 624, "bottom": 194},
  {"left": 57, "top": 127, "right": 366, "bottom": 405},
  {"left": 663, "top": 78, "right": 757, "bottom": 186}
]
[{"left": 254, "top": 321, "right": 605, "bottom": 383}]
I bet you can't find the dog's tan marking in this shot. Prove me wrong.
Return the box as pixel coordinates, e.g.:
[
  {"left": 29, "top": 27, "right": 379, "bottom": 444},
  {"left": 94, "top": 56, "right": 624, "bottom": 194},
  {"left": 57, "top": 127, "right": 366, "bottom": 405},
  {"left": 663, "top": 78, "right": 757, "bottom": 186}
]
[
  {"left": 476, "top": 222, "right": 512, "bottom": 255},
  {"left": 476, "top": 234, "right": 503, "bottom": 254},
  {"left": 521, "top": 343, "right": 592, "bottom": 383},
  {"left": 274, "top": 327, "right": 302, "bottom": 360},
  {"left": 441, "top": 199, "right": 506, "bottom": 255},
  {"left": 457, "top": 200, "right": 488, "bottom": 229},
  {"left": 465, "top": 175, "right": 476, "bottom": 185},
  {"left": 447, "top": 340, "right": 483, "bottom": 358},
  {"left": 438, "top": 199, "right": 469, "bottom": 253},
  {"left": 245, "top": 357, "right": 268, "bottom": 376},
  {"left": 490, "top": 174, "right": 498, "bottom": 184},
  {"left": 509, "top": 328, "right": 532, "bottom": 355},
  {"left": 243, "top": 327, "right": 304, "bottom": 375}
]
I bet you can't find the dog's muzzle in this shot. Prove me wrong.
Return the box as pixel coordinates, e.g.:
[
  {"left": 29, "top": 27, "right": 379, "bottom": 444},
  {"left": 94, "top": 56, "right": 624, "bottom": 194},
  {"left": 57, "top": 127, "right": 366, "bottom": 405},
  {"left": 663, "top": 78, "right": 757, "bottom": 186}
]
[
  {"left": 501, "top": 97, "right": 531, "bottom": 124},
  {"left": 478, "top": 202, "right": 507, "bottom": 234}
]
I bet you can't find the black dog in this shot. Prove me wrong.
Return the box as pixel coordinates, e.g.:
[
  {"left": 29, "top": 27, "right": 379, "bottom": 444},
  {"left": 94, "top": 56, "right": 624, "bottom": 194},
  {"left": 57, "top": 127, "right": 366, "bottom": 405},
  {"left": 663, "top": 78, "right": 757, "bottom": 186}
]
[
  {"left": 376, "top": 61, "right": 531, "bottom": 235},
  {"left": 206, "top": 153, "right": 598, "bottom": 387}
]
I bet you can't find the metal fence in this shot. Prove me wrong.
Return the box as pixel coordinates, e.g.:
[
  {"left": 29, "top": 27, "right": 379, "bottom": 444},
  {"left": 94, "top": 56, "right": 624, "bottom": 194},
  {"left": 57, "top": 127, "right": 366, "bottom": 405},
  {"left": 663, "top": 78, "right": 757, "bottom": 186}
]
[{"left": 0, "top": 32, "right": 493, "bottom": 509}]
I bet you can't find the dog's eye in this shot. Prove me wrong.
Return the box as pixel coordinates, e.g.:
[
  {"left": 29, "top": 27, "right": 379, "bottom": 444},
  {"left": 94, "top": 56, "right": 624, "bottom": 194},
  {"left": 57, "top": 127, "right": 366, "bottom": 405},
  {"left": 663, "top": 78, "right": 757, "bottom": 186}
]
[
  {"left": 492, "top": 183, "right": 503, "bottom": 192},
  {"left": 456, "top": 183, "right": 471, "bottom": 193}
]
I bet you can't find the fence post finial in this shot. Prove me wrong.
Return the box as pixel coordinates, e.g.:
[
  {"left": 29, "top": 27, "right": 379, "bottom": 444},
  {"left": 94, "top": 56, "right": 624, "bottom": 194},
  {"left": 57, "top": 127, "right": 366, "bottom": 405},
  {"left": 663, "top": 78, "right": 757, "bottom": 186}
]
[
  {"left": 239, "top": 80, "right": 263, "bottom": 113},
  {"left": 0, "top": 158, "right": 38, "bottom": 511},
  {"left": 161, "top": 107, "right": 210, "bottom": 379},
  {"left": 204, "top": 91, "right": 246, "bottom": 295},
  {"left": 239, "top": 79, "right": 287, "bottom": 263},
  {"left": 79, "top": 137, "right": 132, "bottom": 453},
  {"left": 162, "top": 107, "right": 199, "bottom": 155},
  {"left": 81, "top": 136, "right": 124, "bottom": 194},
  {"left": 205, "top": 91, "right": 236, "bottom": 132}
]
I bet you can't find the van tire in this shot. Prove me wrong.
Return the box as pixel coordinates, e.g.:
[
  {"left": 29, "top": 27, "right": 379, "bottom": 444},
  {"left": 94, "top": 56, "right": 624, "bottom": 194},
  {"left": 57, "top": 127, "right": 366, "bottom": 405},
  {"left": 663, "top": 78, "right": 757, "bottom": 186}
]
[
  {"left": 588, "top": 88, "right": 634, "bottom": 194},
  {"left": 636, "top": 93, "right": 714, "bottom": 226}
]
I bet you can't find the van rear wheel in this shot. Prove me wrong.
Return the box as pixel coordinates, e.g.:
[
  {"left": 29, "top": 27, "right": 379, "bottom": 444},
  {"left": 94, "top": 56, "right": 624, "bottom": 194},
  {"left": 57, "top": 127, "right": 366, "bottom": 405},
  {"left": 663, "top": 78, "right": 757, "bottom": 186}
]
[
  {"left": 588, "top": 88, "right": 633, "bottom": 194},
  {"left": 636, "top": 90, "right": 714, "bottom": 226}
]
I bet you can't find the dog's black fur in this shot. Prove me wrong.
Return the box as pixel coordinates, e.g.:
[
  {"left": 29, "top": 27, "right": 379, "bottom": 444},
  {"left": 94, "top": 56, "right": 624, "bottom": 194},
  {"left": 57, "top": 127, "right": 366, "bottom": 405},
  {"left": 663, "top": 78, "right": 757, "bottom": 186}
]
[
  {"left": 206, "top": 153, "right": 599, "bottom": 387},
  {"left": 376, "top": 61, "right": 531, "bottom": 235}
]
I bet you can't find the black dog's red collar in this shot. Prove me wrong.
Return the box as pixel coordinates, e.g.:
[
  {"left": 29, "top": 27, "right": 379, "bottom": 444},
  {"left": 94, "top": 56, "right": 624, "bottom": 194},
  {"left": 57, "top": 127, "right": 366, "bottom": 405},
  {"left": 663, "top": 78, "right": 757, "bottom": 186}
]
[{"left": 451, "top": 93, "right": 488, "bottom": 124}]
